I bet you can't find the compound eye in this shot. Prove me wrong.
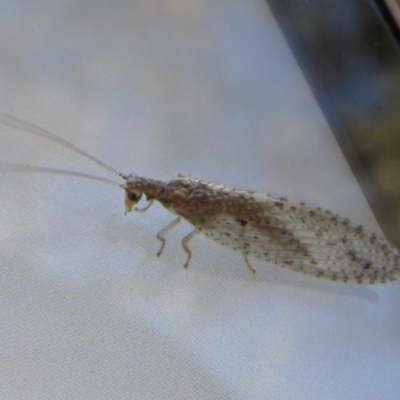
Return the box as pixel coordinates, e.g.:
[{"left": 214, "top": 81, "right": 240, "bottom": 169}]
[
  {"left": 127, "top": 190, "right": 142, "bottom": 202},
  {"left": 124, "top": 190, "right": 143, "bottom": 214}
]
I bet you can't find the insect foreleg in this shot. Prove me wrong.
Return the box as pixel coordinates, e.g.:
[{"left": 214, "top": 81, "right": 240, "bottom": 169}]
[
  {"left": 156, "top": 217, "right": 181, "bottom": 257},
  {"left": 243, "top": 253, "right": 256, "bottom": 275},
  {"left": 135, "top": 199, "right": 154, "bottom": 212},
  {"left": 181, "top": 229, "right": 198, "bottom": 268}
]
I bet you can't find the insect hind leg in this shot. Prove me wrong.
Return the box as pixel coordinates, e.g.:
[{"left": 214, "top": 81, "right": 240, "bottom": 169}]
[
  {"left": 243, "top": 253, "right": 256, "bottom": 275},
  {"left": 156, "top": 217, "right": 181, "bottom": 257},
  {"left": 182, "top": 229, "right": 198, "bottom": 268}
]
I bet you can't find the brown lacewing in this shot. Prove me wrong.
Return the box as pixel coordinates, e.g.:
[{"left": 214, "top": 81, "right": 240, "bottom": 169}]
[{"left": 1, "top": 113, "right": 399, "bottom": 284}]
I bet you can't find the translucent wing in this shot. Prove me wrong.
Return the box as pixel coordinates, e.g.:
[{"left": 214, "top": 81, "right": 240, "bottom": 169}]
[{"left": 175, "top": 182, "right": 400, "bottom": 284}]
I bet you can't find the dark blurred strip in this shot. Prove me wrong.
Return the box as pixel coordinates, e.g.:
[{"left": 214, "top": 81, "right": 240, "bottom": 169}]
[
  {"left": 379, "top": 0, "right": 400, "bottom": 33},
  {"left": 266, "top": 0, "right": 400, "bottom": 247}
]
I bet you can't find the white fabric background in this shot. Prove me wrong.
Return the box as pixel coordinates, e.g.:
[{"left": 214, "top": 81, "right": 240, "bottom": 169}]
[{"left": 0, "top": 1, "right": 399, "bottom": 399}]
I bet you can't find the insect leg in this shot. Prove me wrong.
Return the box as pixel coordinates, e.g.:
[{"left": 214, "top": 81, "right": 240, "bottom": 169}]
[
  {"left": 135, "top": 199, "right": 154, "bottom": 212},
  {"left": 243, "top": 253, "right": 256, "bottom": 275},
  {"left": 156, "top": 217, "right": 181, "bottom": 257},
  {"left": 181, "top": 229, "right": 198, "bottom": 268}
]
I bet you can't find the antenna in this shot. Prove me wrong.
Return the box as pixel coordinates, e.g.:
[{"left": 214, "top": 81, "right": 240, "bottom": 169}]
[
  {"left": 0, "top": 162, "right": 121, "bottom": 188},
  {"left": 0, "top": 113, "right": 124, "bottom": 179}
]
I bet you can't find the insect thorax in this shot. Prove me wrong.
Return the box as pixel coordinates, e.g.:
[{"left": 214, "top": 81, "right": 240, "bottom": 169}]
[{"left": 163, "top": 177, "right": 268, "bottom": 223}]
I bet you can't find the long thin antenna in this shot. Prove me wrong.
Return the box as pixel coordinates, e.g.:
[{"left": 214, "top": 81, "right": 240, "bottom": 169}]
[
  {"left": 0, "top": 162, "right": 122, "bottom": 188},
  {"left": 0, "top": 113, "right": 123, "bottom": 178}
]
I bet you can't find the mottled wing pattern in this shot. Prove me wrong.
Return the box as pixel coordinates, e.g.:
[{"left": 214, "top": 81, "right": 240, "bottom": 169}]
[
  {"left": 175, "top": 181, "right": 400, "bottom": 284},
  {"left": 276, "top": 200, "right": 400, "bottom": 284}
]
